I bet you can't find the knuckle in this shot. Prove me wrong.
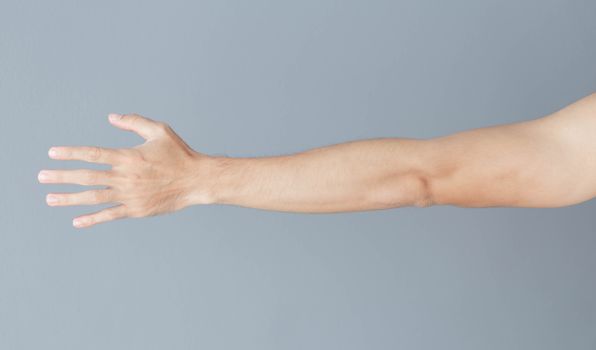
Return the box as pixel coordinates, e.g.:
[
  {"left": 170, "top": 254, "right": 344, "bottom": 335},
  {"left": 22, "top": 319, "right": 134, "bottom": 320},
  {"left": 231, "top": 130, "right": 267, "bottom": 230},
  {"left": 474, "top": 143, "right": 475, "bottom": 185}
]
[
  {"left": 155, "top": 122, "right": 170, "bottom": 134},
  {"left": 57, "top": 194, "right": 68, "bottom": 205},
  {"left": 106, "top": 210, "right": 118, "bottom": 220},
  {"left": 112, "top": 149, "right": 126, "bottom": 163},
  {"left": 90, "top": 190, "right": 103, "bottom": 203},
  {"left": 128, "top": 114, "right": 142, "bottom": 125},
  {"left": 124, "top": 148, "right": 147, "bottom": 165},
  {"left": 128, "top": 206, "right": 147, "bottom": 218},
  {"left": 85, "top": 216, "right": 96, "bottom": 225},
  {"left": 88, "top": 147, "right": 101, "bottom": 161},
  {"left": 130, "top": 149, "right": 145, "bottom": 162},
  {"left": 59, "top": 148, "right": 71, "bottom": 158},
  {"left": 51, "top": 171, "right": 62, "bottom": 182},
  {"left": 84, "top": 170, "right": 97, "bottom": 183},
  {"left": 67, "top": 194, "right": 79, "bottom": 205},
  {"left": 84, "top": 170, "right": 108, "bottom": 184}
]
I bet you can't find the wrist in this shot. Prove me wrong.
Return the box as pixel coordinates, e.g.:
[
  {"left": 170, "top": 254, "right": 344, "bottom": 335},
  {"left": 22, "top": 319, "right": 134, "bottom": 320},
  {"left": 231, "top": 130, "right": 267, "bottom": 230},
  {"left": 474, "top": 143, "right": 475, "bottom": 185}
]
[
  {"left": 180, "top": 154, "right": 217, "bottom": 207},
  {"left": 183, "top": 154, "right": 239, "bottom": 207}
]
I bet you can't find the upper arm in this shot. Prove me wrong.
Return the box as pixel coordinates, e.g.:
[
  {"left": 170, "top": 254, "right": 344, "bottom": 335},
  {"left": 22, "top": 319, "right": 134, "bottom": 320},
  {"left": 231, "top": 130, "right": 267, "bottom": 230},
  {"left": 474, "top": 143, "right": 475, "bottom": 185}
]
[
  {"left": 536, "top": 92, "right": 596, "bottom": 203},
  {"left": 427, "top": 92, "right": 596, "bottom": 208}
]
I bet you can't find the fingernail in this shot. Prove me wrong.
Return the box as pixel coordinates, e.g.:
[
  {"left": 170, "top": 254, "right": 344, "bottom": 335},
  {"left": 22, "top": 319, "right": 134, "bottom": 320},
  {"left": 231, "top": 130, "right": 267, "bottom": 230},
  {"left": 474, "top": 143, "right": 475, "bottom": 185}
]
[
  {"left": 38, "top": 171, "right": 49, "bottom": 182},
  {"left": 108, "top": 113, "right": 122, "bottom": 122},
  {"left": 46, "top": 194, "right": 58, "bottom": 205},
  {"left": 48, "top": 147, "right": 58, "bottom": 158},
  {"left": 73, "top": 218, "right": 84, "bottom": 228}
]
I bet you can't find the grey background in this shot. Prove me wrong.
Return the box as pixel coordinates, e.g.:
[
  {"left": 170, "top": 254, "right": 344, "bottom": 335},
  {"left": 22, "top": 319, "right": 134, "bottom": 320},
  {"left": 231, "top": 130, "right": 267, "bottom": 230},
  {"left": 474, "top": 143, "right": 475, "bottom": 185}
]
[{"left": 1, "top": 0, "right": 595, "bottom": 349}]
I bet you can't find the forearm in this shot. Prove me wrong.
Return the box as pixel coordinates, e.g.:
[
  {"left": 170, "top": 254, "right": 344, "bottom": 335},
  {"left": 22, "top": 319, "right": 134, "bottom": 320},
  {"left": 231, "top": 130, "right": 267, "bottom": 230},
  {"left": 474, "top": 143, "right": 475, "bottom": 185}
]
[{"left": 194, "top": 138, "right": 436, "bottom": 212}]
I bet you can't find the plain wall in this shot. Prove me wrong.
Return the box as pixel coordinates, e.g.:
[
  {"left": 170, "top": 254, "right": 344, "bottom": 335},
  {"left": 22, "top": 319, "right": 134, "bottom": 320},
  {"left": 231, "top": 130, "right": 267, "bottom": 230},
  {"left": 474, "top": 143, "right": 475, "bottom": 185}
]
[{"left": 1, "top": 0, "right": 595, "bottom": 349}]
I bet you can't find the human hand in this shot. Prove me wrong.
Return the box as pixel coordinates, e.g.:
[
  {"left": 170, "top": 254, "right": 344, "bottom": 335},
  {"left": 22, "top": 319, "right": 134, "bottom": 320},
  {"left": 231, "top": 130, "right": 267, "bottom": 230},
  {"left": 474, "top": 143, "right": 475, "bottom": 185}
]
[{"left": 39, "top": 114, "right": 214, "bottom": 228}]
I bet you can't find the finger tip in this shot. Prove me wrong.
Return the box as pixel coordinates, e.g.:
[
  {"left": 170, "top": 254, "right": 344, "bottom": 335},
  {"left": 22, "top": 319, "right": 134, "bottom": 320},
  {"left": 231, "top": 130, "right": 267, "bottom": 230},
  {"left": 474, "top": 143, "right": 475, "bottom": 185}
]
[
  {"left": 46, "top": 194, "right": 58, "bottom": 206},
  {"left": 108, "top": 113, "right": 122, "bottom": 123},
  {"left": 48, "top": 147, "right": 58, "bottom": 159},
  {"left": 73, "top": 217, "right": 93, "bottom": 229},
  {"left": 37, "top": 170, "right": 48, "bottom": 183}
]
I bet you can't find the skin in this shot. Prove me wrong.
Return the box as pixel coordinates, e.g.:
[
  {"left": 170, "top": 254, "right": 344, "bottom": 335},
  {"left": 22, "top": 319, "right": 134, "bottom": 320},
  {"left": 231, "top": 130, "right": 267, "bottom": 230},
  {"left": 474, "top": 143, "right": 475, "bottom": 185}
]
[{"left": 38, "top": 93, "right": 596, "bottom": 228}]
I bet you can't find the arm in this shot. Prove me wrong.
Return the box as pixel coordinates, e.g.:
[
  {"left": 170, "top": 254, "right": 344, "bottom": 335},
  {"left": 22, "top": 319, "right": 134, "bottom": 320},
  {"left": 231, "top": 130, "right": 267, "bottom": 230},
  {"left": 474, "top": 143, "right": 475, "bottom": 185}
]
[
  {"left": 38, "top": 93, "right": 596, "bottom": 228},
  {"left": 204, "top": 91, "right": 596, "bottom": 211}
]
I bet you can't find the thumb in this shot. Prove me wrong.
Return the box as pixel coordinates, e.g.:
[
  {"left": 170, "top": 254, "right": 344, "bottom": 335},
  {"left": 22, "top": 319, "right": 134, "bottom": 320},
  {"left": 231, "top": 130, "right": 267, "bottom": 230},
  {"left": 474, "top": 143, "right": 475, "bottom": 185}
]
[{"left": 108, "top": 113, "right": 166, "bottom": 140}]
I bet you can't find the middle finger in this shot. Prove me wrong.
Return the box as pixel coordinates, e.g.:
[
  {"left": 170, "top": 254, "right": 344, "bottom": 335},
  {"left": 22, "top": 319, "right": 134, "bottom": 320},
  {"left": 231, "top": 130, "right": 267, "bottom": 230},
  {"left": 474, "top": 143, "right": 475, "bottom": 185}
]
[{"left": 38, "top": 169, "right": 112, "bottom": 186}]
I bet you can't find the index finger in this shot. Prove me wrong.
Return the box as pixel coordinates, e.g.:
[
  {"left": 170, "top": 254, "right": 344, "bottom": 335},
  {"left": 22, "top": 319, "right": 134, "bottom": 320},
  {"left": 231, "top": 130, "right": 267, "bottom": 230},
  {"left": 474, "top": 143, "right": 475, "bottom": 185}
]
[{"left": 48, "top": 146, "right": 121, "bottom": 164}]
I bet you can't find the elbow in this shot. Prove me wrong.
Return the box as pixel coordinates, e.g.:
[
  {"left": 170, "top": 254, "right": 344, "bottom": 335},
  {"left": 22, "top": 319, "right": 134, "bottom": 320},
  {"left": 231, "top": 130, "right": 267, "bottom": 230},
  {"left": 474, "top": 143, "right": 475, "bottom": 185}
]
[
  {"left": 412, "top": 174, "right": 435, "bottom": 208},
  {"left": 366, "top": 172, "right": 436, "bottom": 209}
]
